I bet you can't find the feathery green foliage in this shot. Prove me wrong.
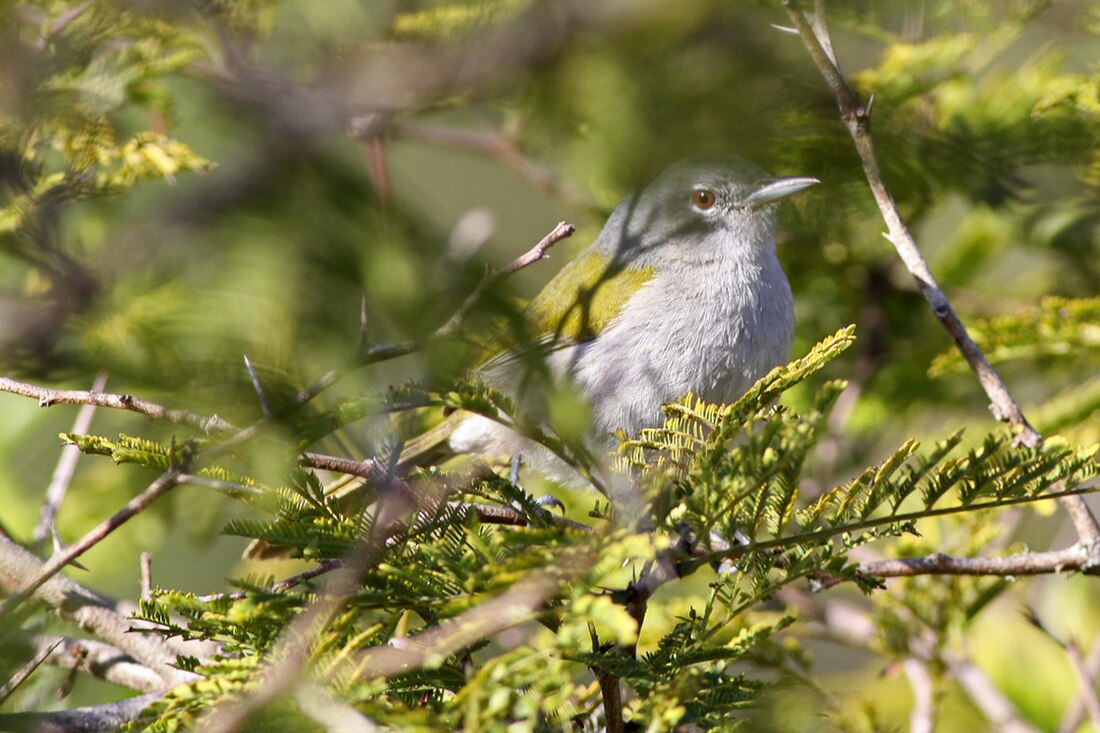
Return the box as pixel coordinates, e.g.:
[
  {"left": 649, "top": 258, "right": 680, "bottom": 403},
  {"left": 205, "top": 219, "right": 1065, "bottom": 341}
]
[
  {"left": 2, "top": 2, "right": 1100, "bottom": 732},
  {"left": 111, "top": 328, "right": 1098, "bottom": 731}
]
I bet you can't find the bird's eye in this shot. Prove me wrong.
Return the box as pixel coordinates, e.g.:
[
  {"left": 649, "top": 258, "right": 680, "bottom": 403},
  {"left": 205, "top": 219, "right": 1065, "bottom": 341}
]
[{"left": 692, "top": 189, "right": 716, "bottom": 210}]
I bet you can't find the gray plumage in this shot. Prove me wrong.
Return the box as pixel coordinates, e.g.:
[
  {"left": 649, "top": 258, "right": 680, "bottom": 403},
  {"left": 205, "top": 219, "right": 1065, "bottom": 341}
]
[{"left": 446, "top": 158, "right": 816, "bottom": 472}]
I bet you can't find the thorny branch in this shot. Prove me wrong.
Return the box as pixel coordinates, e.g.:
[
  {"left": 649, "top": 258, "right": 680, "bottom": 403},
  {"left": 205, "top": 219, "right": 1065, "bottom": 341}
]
[{"left": 779, "top": 0, "right": 1100, "bottom": 550}]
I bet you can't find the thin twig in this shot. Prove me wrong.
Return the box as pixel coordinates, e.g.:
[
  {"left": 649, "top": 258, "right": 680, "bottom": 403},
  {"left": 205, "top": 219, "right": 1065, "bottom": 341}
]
[
  {"left": 140, "top": 552, "right": 152, "bottom": 602},
  {"left": 300, "top": 450, "right": 592, "bottom": 530},
  {"left": 697, "top": 484, "right": 1100, "bottom": 576},
  {"left": 435, "top": 220, "right": 575, "bottom": 338},
  {"left": 1058, "top": 635, "right": 1100, "bottom": 733},
  {"left": 903, "top": 657, "right": 936, "bottom": 733},
  {"left": 34, "top": 371, "right": 109, "bottom": 546},
  {"left": 0, "top": 469, "right": 185, "bottom": 617},
  {"left": 0, "top": 220, "right": 574, "bottom": 442},
  {"left": 243, "top": 354, "right": 273, "bottom": 417},
  {"left": 1065, "top": 638, "right": 1100, "bottom": 733},
  {"left": 0, "top": 637, "right": 62, "bottom": 704},
  {"left": 0, "top": 220, "right": 577, "bottom": 612},
  {"left": 194, "top": 560, "right": 344, "bottom": 603},
  {"left": 779, "top": 0, "right": 1100, "bottom": 548},
  {"left": 781, "top": 0, "right": 1033, "bottom": 443},
  {"left": 0, "top": 376, "right": 236, "bottom": 434}
]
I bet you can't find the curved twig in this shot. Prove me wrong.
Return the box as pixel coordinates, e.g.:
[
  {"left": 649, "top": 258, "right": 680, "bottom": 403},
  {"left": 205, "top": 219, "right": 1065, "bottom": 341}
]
[{"left": 779, "top": 0, "right": 1100, "bottom": 549}]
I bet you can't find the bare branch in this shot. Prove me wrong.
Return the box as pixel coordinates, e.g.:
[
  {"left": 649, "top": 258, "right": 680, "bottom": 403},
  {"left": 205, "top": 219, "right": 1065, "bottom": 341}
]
[
  {"left": 846, "top": 545, "right": 1094, "bottom": 584},
  {"left": 194, "top": 559, "right": 344, "bottom": 603},
  {"left": 0, "top": 376, "right": 236, "bottom": 434},
  {"left": 0, "top": 217, "right": 572, "bottom": 614},
  {"left": 435, "top": 220, "right": 575, "bottom": 339},
  {"left": 34, "top": 371, "right": 109, "bottom": 547},
  {"left": 1066, "top": 638, "right": 1100, "bottom": 733}
]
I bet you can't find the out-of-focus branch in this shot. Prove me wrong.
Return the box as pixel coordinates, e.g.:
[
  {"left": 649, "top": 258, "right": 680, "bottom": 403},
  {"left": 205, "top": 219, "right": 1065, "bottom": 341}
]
[
  {"left": 0, "top": 534, "right": 196, "bottom": 689},
  {"left": 944, "top": 651, "right": 1041, "bottom": 733},
  {"left": 0, "top": 219, "right": 574, "bottom": 612},
  {"left": 294, "top": 682, "right": 381, "bottom": 733},
  {"left": 903, "top": 657, "right": 936, "bottom": 733},
  {"left": 1065, "top": 638, "right": 1100, "bottom": 733},
  {"left": 382, "top": 121, "right": 595, "bottom": 211},
  {"left": 0, "top": 218, "right": 574, "bottom": 442},
  {"left": 779, "top": 0, "right": 1100, "bottom": 549},
  {"left": 1058, "top": 635, "right": 1100, "bottom": 733},
  {"left": 34, "top": 371, "right": 109, "bottom": 548},
  {"left": 33, "top": 634, "right": 166, "bottom": 693},
  {"left": 0, "top": 693, "right": 162, "bottom": 733},
  {"left": 0, "top": 637, "right": 61, "bottom": 704},
  {"left": 0, "top": 469, "right": 185, "bottom": 616}
]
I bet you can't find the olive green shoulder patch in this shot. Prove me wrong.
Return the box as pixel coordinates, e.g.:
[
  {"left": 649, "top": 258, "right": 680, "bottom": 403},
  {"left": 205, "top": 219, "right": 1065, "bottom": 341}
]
[{"left": 524, "top": 250, "right": 655, "bottom": 344}]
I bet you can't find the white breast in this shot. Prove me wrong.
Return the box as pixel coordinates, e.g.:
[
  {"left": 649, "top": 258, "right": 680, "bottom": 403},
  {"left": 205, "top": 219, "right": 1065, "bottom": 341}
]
[{"left": 558, "top": 249, "right": 794, "bottom": 437}]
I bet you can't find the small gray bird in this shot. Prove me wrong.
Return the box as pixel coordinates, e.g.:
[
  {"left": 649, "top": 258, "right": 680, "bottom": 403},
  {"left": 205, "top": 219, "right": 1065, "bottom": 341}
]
[{"left": 408, "top": 158, "right": 818, "bottom": 475}]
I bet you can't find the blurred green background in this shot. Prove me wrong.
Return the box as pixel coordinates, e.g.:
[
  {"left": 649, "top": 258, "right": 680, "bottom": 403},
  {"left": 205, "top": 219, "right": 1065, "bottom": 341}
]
[{"left": 1, "top": 0, "right": 1099, "bottom": 728}]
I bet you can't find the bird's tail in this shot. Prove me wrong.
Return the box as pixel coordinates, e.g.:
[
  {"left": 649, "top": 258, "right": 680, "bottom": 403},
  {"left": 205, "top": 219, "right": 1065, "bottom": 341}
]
[{"left": 395, "top": 410, "right": 467, "bottom": 472}]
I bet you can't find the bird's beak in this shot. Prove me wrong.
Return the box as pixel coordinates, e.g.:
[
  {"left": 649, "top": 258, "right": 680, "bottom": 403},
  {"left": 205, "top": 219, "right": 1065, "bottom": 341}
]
[{"left": 744, "top": 176, "right": 820, "bottom": 209}]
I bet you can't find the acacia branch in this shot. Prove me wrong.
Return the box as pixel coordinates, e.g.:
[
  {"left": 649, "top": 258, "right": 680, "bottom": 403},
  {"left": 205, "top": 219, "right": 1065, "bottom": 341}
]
[
  {"left": 0, "top": 376, "right": 236, "bottom": 434},
  {"left": 435, "top": 219, "right": 575, "bottom": 338},
  {"left": 780, "top": 0, "right": 1100, "bottom": 547},
  {"left": 842, "top": 545, "right": 1095, "bottom": 586},
  {"left": 194, "top": 560, "right": 344, "bottom": 603}
]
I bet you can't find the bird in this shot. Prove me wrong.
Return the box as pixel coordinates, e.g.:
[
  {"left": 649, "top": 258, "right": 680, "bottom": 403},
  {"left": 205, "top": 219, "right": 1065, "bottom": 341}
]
[{"left": 403, "top": 157, "right": 818, "bottom": 479}]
